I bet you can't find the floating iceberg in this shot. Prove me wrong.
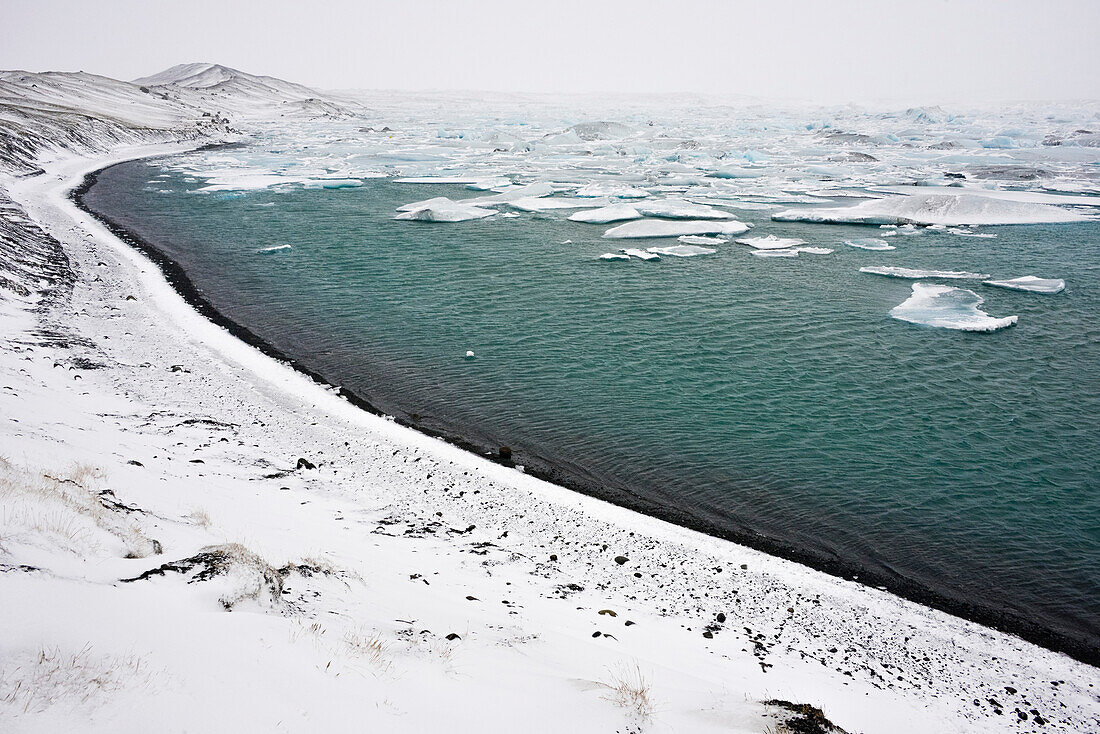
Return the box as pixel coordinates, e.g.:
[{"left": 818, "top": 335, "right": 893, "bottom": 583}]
[
  {"left": 569, "top": 204, "right": 642, "bottom": 223},
  {"left": 258, "top": 244, "right": 292, "bottom": 254},
  {"left": 393, "top": 197, "right": 496, "bottom": 222},
  {"left": 466, "top": 177, "right": 512, "bottom": 191},
  {"left": 678, "top": 235, "right": 728, "bottom": 245},
  {"left": 635, "top": 199, "right": 733, "bottom": 220},
  {"left": 773, "top": 193, "right": 1089, "bottom": 226},
  {"left": 890, "top": 284, "right": 1018, "bottom": 332},
  {"left": 860, "top": 266, "right": 990, "bottom": 280},
  {"left": 751, "top": 246, "right": 833, "bottom": 258},
  {"left": 646, "top": 244, "right": 716, "bottom": 257},
  {"left": 602, "top": 220, "right": 750, "bottom": 239},
  {"left": 621, "top": 248, "right": 660, "bottom": 261},
  {"left": 598, "top": 252, "right": 630, "bottom": 261},
  {"left": 707, "top": 165, "right": 764, "bottom": 179},
  {"left": 465, "top": 181, "right": 555, "bottom": 206},
  {"left": 395, "top": 176, "right": 482, "bottom": 184},
  {"left": 735, "top": 235, "right": 806, "bottom": 250},
  {"left": 845, "top": 238, "right": 895, "bottom": 250},
  {"left": 302, "top": 178, "right": 364, "bottom": 189},
  {"left": 983, "top": 276, "right": 1066, "bottom": 294},
  {"left": 508, "top": 197, "right": 609, "bottom": 212}
]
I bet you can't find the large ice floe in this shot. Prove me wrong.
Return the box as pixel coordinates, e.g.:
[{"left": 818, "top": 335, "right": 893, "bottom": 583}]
[
  {"left": 860, "top": 266, "right": 990, "bottom": 280},
  {"left": 983, "top": 276, "right": 1066, "bottom": 294},
  {"left": 393, "top": 197, "right": 496, "bottom": 222},
  {"left": 773, "top": 193, "right": 1090, "bottom": 226},
  {"left": 890, "top": 284, "right": 1018, "bottom": 331},
  {"left": 602, "top": 219, "right": 750, "bottom": 239},
  {"left": 568, "top": 204, "right": 642, "bottom": 223}
]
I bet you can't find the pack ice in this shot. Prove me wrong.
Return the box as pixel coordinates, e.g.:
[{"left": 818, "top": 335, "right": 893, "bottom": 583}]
[{"left": 890, "top": 284, "right": 1018, "bottom": 332}]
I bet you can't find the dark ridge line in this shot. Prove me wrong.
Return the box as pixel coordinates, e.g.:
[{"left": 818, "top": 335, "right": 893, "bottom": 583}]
[{"left": 71, "top": 161, "right": 1100, "bottom": 668}]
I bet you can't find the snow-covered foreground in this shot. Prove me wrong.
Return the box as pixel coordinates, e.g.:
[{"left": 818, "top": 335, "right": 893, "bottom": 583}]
[{"left": 1, "top": 145, "right": 1098, "bottom": 734}]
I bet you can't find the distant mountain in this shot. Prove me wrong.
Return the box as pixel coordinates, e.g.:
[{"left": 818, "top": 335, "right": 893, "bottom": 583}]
[
  {"left": 133, "top": 63, "right": 361, "bottom": 120},
  {"left": 0, "top": 64, "right": 362, "bottom": 175},
  {"left": 134, "top": 63, "right": 319, "bottom": 100}
]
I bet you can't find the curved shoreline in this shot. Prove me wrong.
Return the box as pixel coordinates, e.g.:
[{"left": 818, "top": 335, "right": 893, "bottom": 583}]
[{"left": 72, "top": 158, "right": 1100, "bottom": 667}]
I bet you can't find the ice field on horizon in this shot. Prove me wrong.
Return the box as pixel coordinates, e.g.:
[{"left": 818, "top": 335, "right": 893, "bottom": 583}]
[{"left": 145, "top": 92, "right": 1097, "bottom": 332}]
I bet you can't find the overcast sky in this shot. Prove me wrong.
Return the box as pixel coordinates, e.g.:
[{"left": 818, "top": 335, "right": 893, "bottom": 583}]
[{"left": 2, "top": 0, "right": 1098, "bottom": 103}]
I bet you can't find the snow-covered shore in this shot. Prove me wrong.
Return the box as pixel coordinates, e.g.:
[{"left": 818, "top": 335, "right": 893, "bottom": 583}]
[{"left": 1, "top": 142, "right": 1097, "bottom": 733}]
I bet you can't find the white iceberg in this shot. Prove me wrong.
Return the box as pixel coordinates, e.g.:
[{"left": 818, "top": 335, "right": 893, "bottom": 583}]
[
  {"left": 621, "top": 248, "right": 660, "bottom": 261},
  {"left": 773, "top": 193, "right": 1089, "bottom": 226},
  {"left": 845, "top": 238, "right": 896, "bottom": 250},
  {"left": 678, "top": 235, "right": 728, "bottom": 245},
  {"left": 598, "top": 252, "right": 630, "bottom": 261},
  {"left": 393, "top": 197, "right": 496, "bottom": 222},
  {"left": 395, "top": 176, "right": 483, "bottom": 184},
  {"left": 860, "top": 266, "right": 990, "bottom": 280},
  {"left": 983, "top": 276, "right": 1065, "bottom": 294},
  {"left": 707, "top": 165, "right": 764, "bottom": 179},
  {"left": 751, "top": 246, "right": 833, "bottom": 258},
  {"left": 258, "top": 244, "right": 292, "bottom": 254},
  {"left": 890, "top": 283, "right": 1018, "bottom": 332},
  {"left": 646, "top": 244, "right": 716, "bottom": 257},
  {"left": 735, "top": 235, "right": 806, "bottom": 250},
  {"left": 602, "top": 220, "right": 750, "bottom": 239},
  {"left": 635, "top": 199, "right": 733, "bottom": 220},
  {"left": 465, "top": 181, "right": 555, "bottom": 206},
  {"left": 569, "top": 204, "right": 642, "bottom": 224},
  {"left": 508, "top": 197, "right": 609, "bottom": 212}
]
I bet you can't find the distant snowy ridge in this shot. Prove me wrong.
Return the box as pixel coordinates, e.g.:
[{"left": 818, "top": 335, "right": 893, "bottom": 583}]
[{"left": 0, "top": 64, "right": 363, "bottom": 176}]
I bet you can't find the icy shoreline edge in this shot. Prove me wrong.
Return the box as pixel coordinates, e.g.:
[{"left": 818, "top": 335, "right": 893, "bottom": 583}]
[{"left": 74, "top": 154, "right": 1097, "bottom": 667}]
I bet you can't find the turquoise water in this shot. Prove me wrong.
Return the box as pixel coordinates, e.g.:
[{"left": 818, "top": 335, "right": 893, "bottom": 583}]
[{"left": 85, "top": 161, "right": 1100, "bottom": 658}]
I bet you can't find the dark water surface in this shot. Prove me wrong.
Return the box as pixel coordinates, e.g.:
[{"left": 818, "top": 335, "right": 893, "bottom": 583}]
[{"left": 81, "top": 159, "right": 1100, "bottom": 662}]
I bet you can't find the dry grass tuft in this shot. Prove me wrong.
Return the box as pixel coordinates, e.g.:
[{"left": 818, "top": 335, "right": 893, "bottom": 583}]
[
  {"left": 0, "top": 457, "right": 157, "bottom": 559},
  {"left": 600, "top": 664, "right": 656, "bottom": 722},
  {"left": 0, "top": 645, "right": 153, "bottom": 715}
]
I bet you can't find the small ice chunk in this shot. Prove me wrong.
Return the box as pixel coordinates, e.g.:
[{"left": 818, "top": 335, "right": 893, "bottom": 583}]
[
  {"left": 890, "top": 283, "right": 1018, "bottom": 332},
  {"left": 465, "top": 350, "right": 475, "bottom": 358},
  {"left": 621, "top": 248, "right": 660, "bottom": 261},
  {"left": 569, "top": 204, "right": 642, "bottom": 223},
  {"left": 845, "top": 238, "right": 895, "bottom": 251},
  {"left": 707, "top": 165, "right": 764, "bottom": 179},
  {"left": 646, "top": 244, "right": 716, "bottom": 257},
  {"left": 394, "top": 198, "right": 496, "bottom": 222},
  {"left": 983, "top": 276, "right": 1065, "bottom": 294},
  {"left": 635, "top": 199, "right": 734, "bottom": 220},
  {"left": 751, "top": 246, "right": 833, "bottom": 258},
  {"left": 603, "top": 220, "right": 750, "bottom": 239},
  {"left": 678, "top": 235, "right": 728, "bottom": 245},
  {"left": 948, "top": 228, "right": 997, "bottom": 238},
  {"left": 860, "top": 266, "right": 990, "bottom": 280},
  {"left": 735, "top": 235, "right": 806, "bottom": 250},
  {"left": 752, "top": 249, "right": 799, "bottom": 258},
  {"left": 465, "top": 181, "right": 555, "bottom": 205},
  {"left": 599, "top": 252, "right": 631, "bottom": 261},
  {"left": 258, "top": 244, "right": 292, "bottom": 254}
]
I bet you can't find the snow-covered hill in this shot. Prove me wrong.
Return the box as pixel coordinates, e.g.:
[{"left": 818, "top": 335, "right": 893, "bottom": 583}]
[{"left": 0, "top": 64, "right": 361, "bottom": 176}]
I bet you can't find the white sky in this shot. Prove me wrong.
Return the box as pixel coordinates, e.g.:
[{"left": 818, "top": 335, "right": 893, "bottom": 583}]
[{"left": 2, "top": 0, "right": 1098, "bottom": 103}]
